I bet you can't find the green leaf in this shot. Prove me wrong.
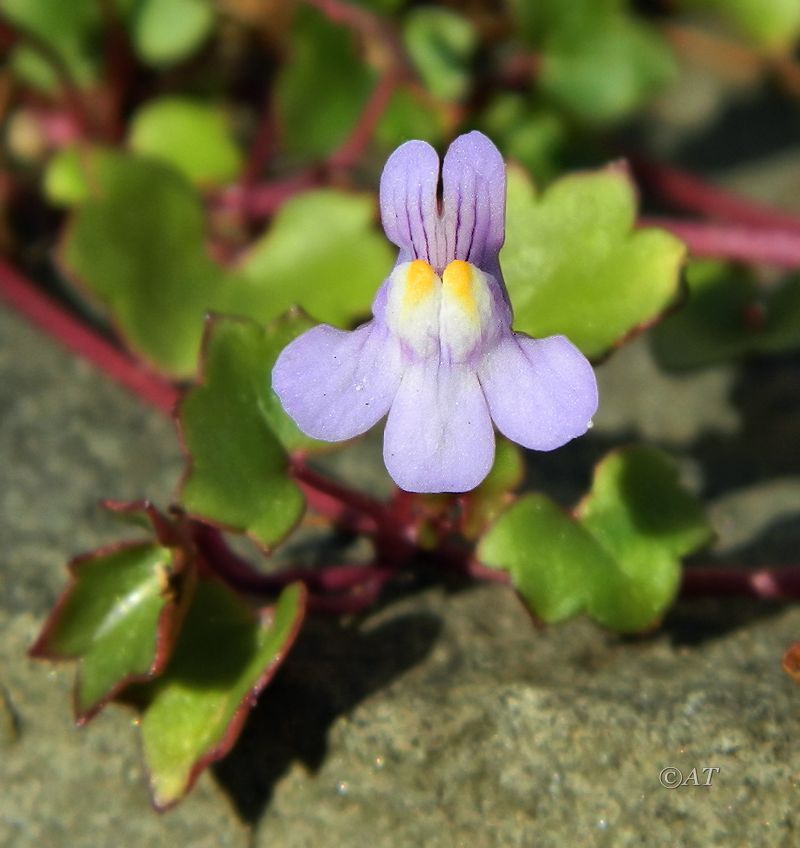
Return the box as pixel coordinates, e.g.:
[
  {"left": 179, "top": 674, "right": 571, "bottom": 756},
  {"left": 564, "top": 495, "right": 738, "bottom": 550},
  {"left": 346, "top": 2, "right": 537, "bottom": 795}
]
[
  {"left": 232, "top": 189, "right": 393, "bottom": 328},
  {"left": 139, "top": 580, "right": 306, "bottom": 809},
  {"left": 479, "top": 95, "right": 567, "bottom": 184},
  {"left": 58, "top": 151, "right": 390, "bottom": 376},
  {"left": 275, "top": 6, "right": 375, "bottom": 160},
  {"left": 462, "top": 438, "right": 524, "bottom": 540},
  {"left": 30, "top": 541, "right": 191, "bottom": 723},
  {"left": 131, "top": 0, "right": 214, "bottom": 66},
  {"left": 512, "top": 0, "right": 676, "bottom": 123},
  {"left": 178, "top": 317, "right": 309, "bottom": 548},
  {"left": 0, "top": 0, "right": 101, "bottom": 90},
  {"left": 681, "top": 0, "right": 800, "bottom": 52},
  {"left": 375, "top": 85, "right": 448, "bottom": 153},
  {"left": 60, "top": 151, "right": 225, "bottom": 374},
  {"left": 128, "top": 98, "right": 243, "bottom": 186},
  {"left": 478, "top": 447, "right": 712, "bottom": 632},
  {"left": 403, "top": 8, "right": 477, "bottom": 102},
  {"left": 651, "top": 262, "right": 800, "bottom": 370},
  {"left": 502, "top": 164, "right": 686, "bottom": 359}
]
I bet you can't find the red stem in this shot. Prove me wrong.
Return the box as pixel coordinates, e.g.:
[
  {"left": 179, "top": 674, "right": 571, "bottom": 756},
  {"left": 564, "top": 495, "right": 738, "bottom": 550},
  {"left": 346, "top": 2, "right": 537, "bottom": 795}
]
[
  {"left": 681, "top": 566, "right": 800, "bottom": 600},
  {"left": 328, "top": 70, "right": 399, "bottom": 171},
  {"left": 0, "top": 259, "right": 179, "bottom": 413},
  {"left": 634, "top": 158, "right": 800, "bottom": 234},
  {"left": 640, "top": 216, "right": 800, "bottom": 268}
]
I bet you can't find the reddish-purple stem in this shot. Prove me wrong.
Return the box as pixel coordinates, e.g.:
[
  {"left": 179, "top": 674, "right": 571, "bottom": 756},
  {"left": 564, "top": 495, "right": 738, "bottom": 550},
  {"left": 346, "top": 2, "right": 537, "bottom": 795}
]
[
  {"left": 640, "top": 216, "right": 800, "bottom": 268},
  {"left": 681, "top": 566, "right": 800, "bottom": 600},
  {"left": 634, "top": 159, "right": 800, "bottom": 234}
]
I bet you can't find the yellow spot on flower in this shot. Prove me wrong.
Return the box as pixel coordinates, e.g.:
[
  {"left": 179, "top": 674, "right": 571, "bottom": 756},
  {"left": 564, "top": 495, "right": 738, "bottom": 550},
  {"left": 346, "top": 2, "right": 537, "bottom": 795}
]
[
  {"left": 404, "top": 259, "right": 436, "bottom": 307},
  {"left": 442, "top": 260, "right": 476, "bottom": 316}
]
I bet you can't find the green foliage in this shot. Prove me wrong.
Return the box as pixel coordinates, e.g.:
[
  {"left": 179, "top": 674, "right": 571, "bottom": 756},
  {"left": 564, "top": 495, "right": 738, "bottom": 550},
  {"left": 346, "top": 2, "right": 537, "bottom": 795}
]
[
  {"left": 478, "top": 447, "right": 712, "bottom": 632},
  {"left": 178, "top": 317, "right": 316, "bottom": 549},
  {"left": 403, "top": 8, "right": 477, "bottom": 102},
  {"left": 462, "top": 439, "right": 524, "bottom": 540},
  {"left": 128, "top": 98, "right": 243, "bottom": 186},
  {"left": 131, "top": 0, "right": 215, "bottom": 66},
  {"left": 275, "top": 6, "right": 375, "bottom": 160},
  {"left": 681, "top": 0, "right": 800, "bottom": 52},
  {"left": 513, "top": 0, "right": 676, "bottom": 123},
  {"left": 30, "top": 542, "right": 188, "bottom": 721},
  {"left": 58, "top": 151, "right": 390, "bottom": 376},
  {"left": 502, "top": 164, "right": 687, "bottom": 359},
  {"left": 375, "top": 86, "right": 448, "bottom": 152},
  {"left": 651, "top": 262, "right": 800, "bottom": 369},
  {"left": 139, "top": 580, "right": 305, "bottom": 809}
]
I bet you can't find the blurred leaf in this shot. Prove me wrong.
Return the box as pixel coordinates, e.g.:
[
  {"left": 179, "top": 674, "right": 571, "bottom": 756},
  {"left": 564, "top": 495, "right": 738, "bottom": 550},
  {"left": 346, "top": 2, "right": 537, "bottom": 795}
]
[
  {"left": 512, "top": 0, "right": 676, "bottom": 123},
  {"left": 403, "top": 8, "right": 476, "bottom": 102},
  {"left": 128, "top": 98, "right": 243, "bottom": 186},
  {"left": 275, "top": 6, "right": 375, "bottom": 160},
  {"left": 0, "top": 0, "right": 101, "bottom": 90},
  {"left": 30, "top": 540, "right": 191, "bottom": 723},
  {"left": 681, "top": 0, "right": 800, "bottom": 52},
  {"left": 375, "top": 85, "right": 448, "bottom": 152},
  {"left": 651, "top": 261, "right": 800, "bottom": 369},
  {"left": 232, "top": 189, "right": 393, "bottom": 328},
  {"left": 131, "top": 0, "right": 214, "bottom": 66},
  {"left": 139, "top": 580, "right": 306, "bottom": 809},
  {"left": 59, "top": 151, "right": 389, "bottom": 376},
  {"left": 178, "top": 317, "right": 310, "bottom": 548},
  {"left": 478, "top": 447, "right": 711, "bottom": 632},
  {"left": 479, "top": 94, "right": 567, "bottom": 183},
  {"left": 462, "top": 438, "right": 524, "bottom": 540},
  {"left": 502, "top": 164, "right": 686, "bottom": 359}
]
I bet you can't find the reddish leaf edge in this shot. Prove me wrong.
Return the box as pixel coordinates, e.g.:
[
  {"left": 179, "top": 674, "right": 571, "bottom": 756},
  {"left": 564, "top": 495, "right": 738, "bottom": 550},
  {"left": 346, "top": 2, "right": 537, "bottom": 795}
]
[
  {"left": 29, "top": 502, "right": 197, "bottom": 725},
  {"left": 144, "top": 581, "right": 309, "bottom": 812}
]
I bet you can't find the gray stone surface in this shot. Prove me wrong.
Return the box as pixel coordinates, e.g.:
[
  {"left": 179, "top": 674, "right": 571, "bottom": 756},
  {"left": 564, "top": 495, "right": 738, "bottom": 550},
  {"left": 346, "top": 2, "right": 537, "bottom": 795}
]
[{"left": 2, "top": 269, "right": 800, "bottom": 848}]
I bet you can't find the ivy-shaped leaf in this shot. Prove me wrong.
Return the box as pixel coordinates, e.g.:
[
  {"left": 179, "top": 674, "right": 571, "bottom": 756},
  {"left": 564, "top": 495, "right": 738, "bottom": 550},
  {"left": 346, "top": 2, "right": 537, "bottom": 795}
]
[
  {"left": 139, "top": 579, "right": 306, "bottom": 809},
  {"left": 513, "top": 0, "right": 676, "bottom": 123},
  {"left": 275, "top": 6, "right": 375, "bottom": 160},
  {"left": 478, "top": 447, "right": 712, "bottom": 632},
  {"left": 651, "top": 261, "right": 800, "bottom": 370},
  {"left": 128, "top": 98, "right": 243, "bottom": 186},
  {"left": 502, "top": 164, "right": 687, "bottom": 359},
  {"left": 29, "top": 504, "right": 193, "bottom": 723},
  {"left": 131, "top": 0, "right": 215, "bottom": 66},
  {"left": 178, "top": 316, "right": 317, "bottom": 549},
  {"left": 57, "top": 150, "right": 391, "bottom": 377},
  {"left": 403, "top": 8, "right": 477, "bottom": 102}
]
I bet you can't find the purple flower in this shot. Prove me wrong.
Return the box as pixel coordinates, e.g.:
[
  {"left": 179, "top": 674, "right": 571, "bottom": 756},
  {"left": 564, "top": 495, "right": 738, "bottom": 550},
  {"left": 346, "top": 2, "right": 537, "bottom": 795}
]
[{"left": 272, "top": 132, "right": 598, "bottom": 493}]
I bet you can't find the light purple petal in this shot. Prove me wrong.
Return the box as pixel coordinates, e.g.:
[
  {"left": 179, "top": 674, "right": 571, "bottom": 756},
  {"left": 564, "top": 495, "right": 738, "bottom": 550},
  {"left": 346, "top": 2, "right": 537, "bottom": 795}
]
[
  {"left": 442, "top": 131, "right": 506, "bottom": 278},
  {"left": 479, "top": 334, "right": 598, "bottom": 451},
  {"left": 383, "top": 359, "right": 495, "bottom": 493},
  {"left": 272, "top": 321, "right": 402, "bottom": 442},
  {"left": 379, "top": 140, "right": 445, "bottom": 269}
]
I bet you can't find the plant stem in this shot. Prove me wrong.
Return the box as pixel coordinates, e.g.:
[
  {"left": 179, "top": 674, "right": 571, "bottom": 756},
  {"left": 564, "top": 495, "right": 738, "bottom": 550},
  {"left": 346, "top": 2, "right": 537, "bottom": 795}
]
[
  {"left": 681, "top": 565, "right": 800, "bottom": 600},
  {"left": 634, "top": 158, "right": 800, "bottom": 234},
  {"left": 640, "top": 216, "right": 800, "bottom": 268},
  {"left": 0, "top": 259, "right": 179, "bottom": 413}
]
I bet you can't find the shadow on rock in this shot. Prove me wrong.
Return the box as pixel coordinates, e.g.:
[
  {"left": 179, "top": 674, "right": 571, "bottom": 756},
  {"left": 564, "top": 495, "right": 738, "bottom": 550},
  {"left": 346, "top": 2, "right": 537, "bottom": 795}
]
[{"left": 212, "top": 610, "right": 442, "bottom": 825}]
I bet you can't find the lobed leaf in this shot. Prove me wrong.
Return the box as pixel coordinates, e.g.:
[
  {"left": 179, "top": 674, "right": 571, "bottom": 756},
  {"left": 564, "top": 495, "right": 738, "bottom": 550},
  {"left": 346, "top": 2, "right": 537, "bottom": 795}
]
[
  {"left": 58, "top": 151, "right": 390, "bottom": 377},
  {"left": 502, "top": 164, "right": 687, "bottom": 359},
  {"left": 177, "top": 316, "right": 313, "bottom": 549},
  {"left": 478, "top": 447, "right": 712, "bottom": 632},
  {"left": 128, "top": 98, "right": 243, "bottom": 186},
  {"left": 651, "top": 261, "right": 800, "bottom": 370},
  {"left": 139, "top": 580, "right": 306, "bottom": 809},
  {"left": 30, "top": 532, "right": 193, "bottom": 723}
]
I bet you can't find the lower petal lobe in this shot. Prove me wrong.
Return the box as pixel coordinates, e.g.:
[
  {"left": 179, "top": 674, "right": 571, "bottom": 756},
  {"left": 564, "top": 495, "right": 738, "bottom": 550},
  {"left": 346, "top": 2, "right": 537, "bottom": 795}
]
[
  {"left": 479, "top": 334, "right": 598, "bottom": 451},
  {"left": 383, "top": 358, "right": 495, "bottom": 493},
  {"left": 272, "top": 321, "right": 402, "bottom": 441}
]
